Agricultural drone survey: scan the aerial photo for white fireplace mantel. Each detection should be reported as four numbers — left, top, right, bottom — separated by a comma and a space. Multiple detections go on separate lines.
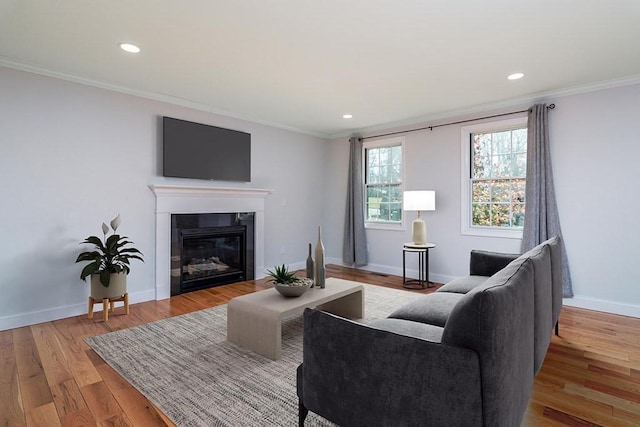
149, 184, 272, 300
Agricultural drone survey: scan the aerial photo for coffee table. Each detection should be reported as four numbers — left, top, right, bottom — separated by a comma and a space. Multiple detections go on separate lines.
227, 278, 364, 360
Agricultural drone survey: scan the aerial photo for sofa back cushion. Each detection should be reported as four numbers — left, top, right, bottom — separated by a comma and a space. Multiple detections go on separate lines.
441, 256, 534, 427
469, 250, 520, 277
519, 242, 553, 374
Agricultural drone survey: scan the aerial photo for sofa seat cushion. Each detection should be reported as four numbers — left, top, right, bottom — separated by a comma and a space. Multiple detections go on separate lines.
388, 292, 465, 327
437, 275, 488, 294
370, 318, 444, 342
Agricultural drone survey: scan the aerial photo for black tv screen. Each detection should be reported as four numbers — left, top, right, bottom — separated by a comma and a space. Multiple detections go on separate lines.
163, 117, 251, 182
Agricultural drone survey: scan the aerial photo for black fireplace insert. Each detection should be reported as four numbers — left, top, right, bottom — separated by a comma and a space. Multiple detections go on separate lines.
171, 213, 255, 296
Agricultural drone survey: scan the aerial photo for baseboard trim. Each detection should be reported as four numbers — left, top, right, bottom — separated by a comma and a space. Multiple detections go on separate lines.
563, 295, 640, 319
0, 289, 156, 332
325, 257, 455, 287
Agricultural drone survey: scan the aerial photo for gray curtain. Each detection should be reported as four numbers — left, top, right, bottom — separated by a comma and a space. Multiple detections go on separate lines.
343, 136, 368, 266
522, 104, 573, 297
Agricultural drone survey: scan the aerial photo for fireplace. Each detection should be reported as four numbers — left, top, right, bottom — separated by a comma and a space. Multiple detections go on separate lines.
149, 184, 271, 300
171, 213, 255, 296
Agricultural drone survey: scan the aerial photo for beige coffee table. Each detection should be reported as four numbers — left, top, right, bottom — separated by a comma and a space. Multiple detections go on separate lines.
227, 278, 364, 360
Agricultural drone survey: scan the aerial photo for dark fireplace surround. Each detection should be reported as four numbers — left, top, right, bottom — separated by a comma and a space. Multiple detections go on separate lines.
170, 213, 255, 296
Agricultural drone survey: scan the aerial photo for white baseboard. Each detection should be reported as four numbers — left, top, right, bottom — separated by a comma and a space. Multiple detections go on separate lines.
0, 289, 156, 332
328, 257, 640, 319
325, 257, 455, 287
563, 295, 640, 319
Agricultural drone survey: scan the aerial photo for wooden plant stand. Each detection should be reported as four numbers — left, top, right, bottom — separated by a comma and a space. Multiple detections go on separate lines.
88, 293, 129, 321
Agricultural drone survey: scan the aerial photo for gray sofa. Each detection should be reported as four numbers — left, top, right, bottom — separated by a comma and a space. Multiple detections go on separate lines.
297, 237, 562, 427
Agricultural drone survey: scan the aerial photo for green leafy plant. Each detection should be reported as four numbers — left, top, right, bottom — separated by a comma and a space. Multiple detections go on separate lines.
266, 264, 300, 285
75, 214, 144, 287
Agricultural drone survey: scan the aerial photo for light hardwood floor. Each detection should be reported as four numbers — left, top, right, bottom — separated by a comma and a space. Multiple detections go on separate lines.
1, 265, 639, 426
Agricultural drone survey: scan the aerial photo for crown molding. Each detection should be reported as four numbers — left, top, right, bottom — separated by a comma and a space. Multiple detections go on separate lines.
329, 74, 640, 139
0, 57, 329, 139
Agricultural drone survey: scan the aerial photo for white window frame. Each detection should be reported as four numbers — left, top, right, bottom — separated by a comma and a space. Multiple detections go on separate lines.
460, 117, 527, 239
363, 136, 405, 231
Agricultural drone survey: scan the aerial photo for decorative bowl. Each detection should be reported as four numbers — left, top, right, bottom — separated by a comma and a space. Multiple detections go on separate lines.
274, 278, 314, 297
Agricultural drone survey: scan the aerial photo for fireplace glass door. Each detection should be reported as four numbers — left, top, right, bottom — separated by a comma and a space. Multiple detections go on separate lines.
179, 226, 246, 293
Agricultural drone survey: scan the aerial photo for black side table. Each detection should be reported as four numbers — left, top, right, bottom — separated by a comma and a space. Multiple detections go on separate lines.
402, 243, 436, 289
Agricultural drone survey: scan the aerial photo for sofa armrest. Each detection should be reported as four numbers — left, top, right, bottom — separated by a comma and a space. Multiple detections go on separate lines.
299, 309, 483, 426
469, 250, 520, 276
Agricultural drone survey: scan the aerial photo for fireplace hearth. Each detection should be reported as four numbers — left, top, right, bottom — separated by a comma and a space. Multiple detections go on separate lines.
171, 213, 255, 296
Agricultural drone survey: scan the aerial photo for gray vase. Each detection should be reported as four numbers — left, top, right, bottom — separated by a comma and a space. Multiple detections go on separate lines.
314, 226, 325, 288
306, 243, 314, 286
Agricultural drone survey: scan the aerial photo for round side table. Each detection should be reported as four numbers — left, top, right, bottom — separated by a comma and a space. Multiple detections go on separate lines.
402, 242, 436, 289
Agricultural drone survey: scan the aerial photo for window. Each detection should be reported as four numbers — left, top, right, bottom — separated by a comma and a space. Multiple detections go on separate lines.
364, 137, 404, 229
461, 117, 527, 238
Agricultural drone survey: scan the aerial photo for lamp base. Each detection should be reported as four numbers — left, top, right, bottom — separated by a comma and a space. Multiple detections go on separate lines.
412, 218, 427, 245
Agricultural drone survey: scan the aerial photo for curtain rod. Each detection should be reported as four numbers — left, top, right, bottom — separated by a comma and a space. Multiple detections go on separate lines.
361, 103, 556, 140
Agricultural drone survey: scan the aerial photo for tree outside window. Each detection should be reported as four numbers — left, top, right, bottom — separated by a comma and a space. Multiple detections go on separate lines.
471, 127, 527, 228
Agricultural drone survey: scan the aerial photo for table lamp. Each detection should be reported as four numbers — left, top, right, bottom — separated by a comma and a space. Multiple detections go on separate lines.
403, 190, 436, 245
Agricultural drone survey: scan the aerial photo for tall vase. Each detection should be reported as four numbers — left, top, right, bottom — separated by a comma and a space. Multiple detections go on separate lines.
306, 243, 314, 286
314, 226, 325, 288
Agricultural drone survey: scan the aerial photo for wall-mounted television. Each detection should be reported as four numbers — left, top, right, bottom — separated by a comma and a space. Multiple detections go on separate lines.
163, 117, 251, 182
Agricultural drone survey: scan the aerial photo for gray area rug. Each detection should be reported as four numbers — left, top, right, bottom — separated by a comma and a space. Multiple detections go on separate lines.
86, 284, 419, 426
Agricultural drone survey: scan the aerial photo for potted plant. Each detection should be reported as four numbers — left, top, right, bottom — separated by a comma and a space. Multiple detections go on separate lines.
75, 214, 144, 300
267, 264, 313, 297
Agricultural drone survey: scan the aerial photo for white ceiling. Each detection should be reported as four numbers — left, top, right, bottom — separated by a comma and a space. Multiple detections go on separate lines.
1, 0, 640, 137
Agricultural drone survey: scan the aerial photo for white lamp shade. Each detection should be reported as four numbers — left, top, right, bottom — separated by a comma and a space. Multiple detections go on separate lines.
403, 191, 436, 211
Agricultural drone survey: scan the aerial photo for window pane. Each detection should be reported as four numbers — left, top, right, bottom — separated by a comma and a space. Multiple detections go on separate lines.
473, 155, 491, 179
367, 187, 383, 221
513, 153, 526, 177
472, 203, 491, 226
391, 145, 402, 164
491, 154, 512, 177
378, 147, 390, 165
389, 184, 402, 202
491, 203, 511, 227
513, 179, 526, 203
368, 166, 381, 184
472, 181, 490, 203
492, 131, 512, 155
512, 129, 527, 152
389, 203, 402, 221
491, 180, 511, 203
512, 204, 525, 227
473, 133, 491, 156
388, 165, 400, 182
368, 149, 379, 167
381, 166, 389, 183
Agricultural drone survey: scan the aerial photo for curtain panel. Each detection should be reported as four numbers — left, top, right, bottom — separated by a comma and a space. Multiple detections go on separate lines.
522, 104, 573, 297
343, 136, 368, 266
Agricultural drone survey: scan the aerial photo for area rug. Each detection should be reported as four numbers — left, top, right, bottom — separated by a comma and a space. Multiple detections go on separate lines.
86, 284, 420, 426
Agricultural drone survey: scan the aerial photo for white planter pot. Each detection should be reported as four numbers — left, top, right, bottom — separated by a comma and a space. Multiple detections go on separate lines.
90, 272, 127, 300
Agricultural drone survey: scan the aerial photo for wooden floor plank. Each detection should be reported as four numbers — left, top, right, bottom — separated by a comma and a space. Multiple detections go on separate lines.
80, 381, 123, 423
30, 323, 74, 388
12, 328, 54, 412
0, 330, 26, 427
25, 402, 62, 427
94, 360, 171, 426
3, 265, 640, 426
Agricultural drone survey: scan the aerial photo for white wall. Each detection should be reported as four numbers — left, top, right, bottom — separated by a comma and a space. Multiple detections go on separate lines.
324, 84, 640, 317
2, 65, 638, 330
0, 66, 327, 330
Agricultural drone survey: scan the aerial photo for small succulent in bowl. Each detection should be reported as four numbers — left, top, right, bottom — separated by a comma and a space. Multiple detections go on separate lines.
266, 264, 313, 297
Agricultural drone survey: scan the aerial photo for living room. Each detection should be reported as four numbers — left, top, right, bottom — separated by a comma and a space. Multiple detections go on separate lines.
1, 1, 640, 425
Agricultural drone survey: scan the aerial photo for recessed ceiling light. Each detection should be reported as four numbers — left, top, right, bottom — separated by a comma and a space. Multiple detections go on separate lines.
507, 72, 524, 80
343, 114, 353, 119
119, 43, 141, 54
